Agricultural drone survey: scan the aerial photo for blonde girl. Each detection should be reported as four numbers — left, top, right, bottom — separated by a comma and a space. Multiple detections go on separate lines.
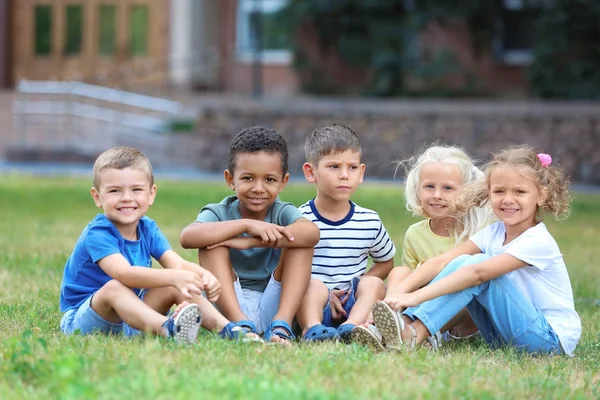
352, 145, 491, 349
373, 146, 581, 355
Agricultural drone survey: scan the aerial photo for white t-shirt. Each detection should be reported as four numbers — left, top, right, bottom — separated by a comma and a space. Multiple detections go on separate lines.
470, 221, 581, 356
299, 199, 396, 291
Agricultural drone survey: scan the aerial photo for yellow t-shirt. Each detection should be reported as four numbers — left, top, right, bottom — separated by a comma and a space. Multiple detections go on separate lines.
401, 219, 456, 269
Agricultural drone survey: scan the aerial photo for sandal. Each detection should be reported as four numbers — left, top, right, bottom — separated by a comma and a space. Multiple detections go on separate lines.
425, 331, 443, 351
235, 320, 258, 333
219, 321, 264, 343
351, 324, 385, 352
162, 303, 202, 344
372, 301, 416, 351
337, 323, 356, 343
303, 324, 339, 342
263, 320, 296, 344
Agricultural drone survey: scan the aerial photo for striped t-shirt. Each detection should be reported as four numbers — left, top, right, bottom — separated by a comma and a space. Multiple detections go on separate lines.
299, 199, 396, 290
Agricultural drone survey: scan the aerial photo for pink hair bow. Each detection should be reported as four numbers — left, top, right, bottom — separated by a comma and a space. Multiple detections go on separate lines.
537, 153, 552, 167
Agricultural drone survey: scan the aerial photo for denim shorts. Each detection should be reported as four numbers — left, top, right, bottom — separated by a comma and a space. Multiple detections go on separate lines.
322, 276, 360, 328
60, 291, 146, 337
232, 273, 282, 334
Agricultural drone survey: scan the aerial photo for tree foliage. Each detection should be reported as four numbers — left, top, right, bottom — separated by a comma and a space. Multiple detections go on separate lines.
283, 0, 600, 98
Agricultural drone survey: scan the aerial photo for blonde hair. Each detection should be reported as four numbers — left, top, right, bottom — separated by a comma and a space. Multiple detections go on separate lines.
398, 144, 491, 242
93, 146, 154, 189
460, 145, 571, 221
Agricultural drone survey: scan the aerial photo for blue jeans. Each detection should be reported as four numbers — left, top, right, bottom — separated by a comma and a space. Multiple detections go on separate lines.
322, 277, 360, 327
60, 291, 143, 337
403, 254, 562, 354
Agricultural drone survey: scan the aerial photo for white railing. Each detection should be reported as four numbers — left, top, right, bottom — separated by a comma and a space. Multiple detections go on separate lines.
12, 80, 197, 167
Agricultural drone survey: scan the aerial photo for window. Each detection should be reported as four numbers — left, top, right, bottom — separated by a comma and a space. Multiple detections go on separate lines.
236, 0, 292, 64
34, 5, 52, 55
65, 5, 83, 55
494, 0, 544, 65
129, 5, 149, 56
99, 5, 116, 56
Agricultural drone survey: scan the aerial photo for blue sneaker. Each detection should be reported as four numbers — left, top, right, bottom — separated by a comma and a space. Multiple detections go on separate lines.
162, 303, 202, 344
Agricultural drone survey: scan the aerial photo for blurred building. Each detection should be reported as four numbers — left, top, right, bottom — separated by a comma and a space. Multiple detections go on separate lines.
0, 0, 534, 97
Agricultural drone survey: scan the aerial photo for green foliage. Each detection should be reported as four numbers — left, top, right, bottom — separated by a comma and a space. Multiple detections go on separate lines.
283, 1, 410, 96
529, 0, 600, 99
284, 0, 600, 99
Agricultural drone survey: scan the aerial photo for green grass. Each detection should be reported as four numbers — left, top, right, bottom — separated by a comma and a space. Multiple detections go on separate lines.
0, 175, 599, 399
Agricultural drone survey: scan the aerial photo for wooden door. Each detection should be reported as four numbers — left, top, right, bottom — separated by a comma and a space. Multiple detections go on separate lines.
11, 0, 168, 87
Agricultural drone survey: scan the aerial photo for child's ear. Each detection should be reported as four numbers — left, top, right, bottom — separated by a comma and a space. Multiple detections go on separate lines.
90, 187, 102, 208
281, 172, 290, 189
359, 163, 366, 184
537, 186, 549, 206
148, 184, 157, 205
302, 162, 316, 183
224, 169, 235, 190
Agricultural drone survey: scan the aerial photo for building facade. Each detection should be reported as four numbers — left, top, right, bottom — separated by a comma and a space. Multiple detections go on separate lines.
0, 0, 534, 97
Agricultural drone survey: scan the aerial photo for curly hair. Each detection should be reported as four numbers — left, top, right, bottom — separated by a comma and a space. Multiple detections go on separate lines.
227, 126, 289, 175
93, 146, 153, 189
304, 123, 361, 164
459, 145, 571, 221
397, 144, 492, 242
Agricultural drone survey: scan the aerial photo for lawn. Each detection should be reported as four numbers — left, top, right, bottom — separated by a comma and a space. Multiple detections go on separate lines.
0, 175, 598, 399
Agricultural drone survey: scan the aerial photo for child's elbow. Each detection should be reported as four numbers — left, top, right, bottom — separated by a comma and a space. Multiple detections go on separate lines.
305, 222, 321, 246
179, 227, 195, 249
471, 264, 488, 286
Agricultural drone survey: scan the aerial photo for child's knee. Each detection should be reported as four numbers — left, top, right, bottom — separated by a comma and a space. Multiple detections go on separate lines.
444, 254, 491, 275
460, 254, 491, 268
98, 279, 130, 298
307, 279, 328, 293
357, 276, 385, 297
389, 266, 412, 281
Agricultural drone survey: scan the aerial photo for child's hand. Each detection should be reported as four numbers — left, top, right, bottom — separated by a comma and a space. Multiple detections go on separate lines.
245, 220, 294, 245
200, 270, 221, 302
330, 290, 347, 319
385, 293, 420, 311
171, 269, 204, 298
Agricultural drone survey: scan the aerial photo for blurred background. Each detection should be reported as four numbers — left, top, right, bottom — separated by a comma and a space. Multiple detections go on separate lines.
0, 0, 599, 182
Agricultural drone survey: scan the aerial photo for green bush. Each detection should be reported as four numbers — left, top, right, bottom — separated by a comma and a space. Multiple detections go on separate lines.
529, 0, 600, 99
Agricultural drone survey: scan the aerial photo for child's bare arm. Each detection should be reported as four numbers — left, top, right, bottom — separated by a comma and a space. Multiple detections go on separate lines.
158, 250, 222, 301
364, 258, 394, 280
180, 220, 249, 249
389, 253, 527, 309
207, 218, 320, 250
98, 253, 204, 297
392, 240, 481, 294
272, 218, 320, 248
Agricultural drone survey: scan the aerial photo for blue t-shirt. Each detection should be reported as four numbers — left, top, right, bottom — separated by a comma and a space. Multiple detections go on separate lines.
59, 214, 171, 313
196, 195, 303, 292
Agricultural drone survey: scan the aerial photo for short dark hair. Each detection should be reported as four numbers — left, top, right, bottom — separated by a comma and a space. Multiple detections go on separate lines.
305, 123, 361, 164
227, 126, 289, 175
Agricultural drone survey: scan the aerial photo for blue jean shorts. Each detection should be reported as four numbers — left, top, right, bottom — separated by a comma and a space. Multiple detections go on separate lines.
60, 291, 146, 337
322, 276, 360, 327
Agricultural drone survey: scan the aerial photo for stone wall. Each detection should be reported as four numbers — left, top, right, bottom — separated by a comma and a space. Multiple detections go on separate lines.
193, 96, 600, 183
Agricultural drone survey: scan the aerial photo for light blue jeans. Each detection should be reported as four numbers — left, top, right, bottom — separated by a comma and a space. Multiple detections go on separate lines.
403, 254, 562, 354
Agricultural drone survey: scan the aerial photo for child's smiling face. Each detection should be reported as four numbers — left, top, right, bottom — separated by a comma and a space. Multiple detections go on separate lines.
489, 166, 547, 234
225, 151, 289, 220
418, 162, 462, 220
91, 167, 156, 237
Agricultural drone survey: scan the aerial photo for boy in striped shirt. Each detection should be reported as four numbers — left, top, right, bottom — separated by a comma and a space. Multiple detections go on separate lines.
296, 124, 396, 342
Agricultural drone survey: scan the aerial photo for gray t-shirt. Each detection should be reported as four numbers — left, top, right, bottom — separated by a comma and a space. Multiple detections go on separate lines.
196, 195, 303, 292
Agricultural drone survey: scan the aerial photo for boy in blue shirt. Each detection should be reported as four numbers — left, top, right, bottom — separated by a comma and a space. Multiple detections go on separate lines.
60, 146, 258, 343
181, 126, 320, 345
296, 124, 396, 342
